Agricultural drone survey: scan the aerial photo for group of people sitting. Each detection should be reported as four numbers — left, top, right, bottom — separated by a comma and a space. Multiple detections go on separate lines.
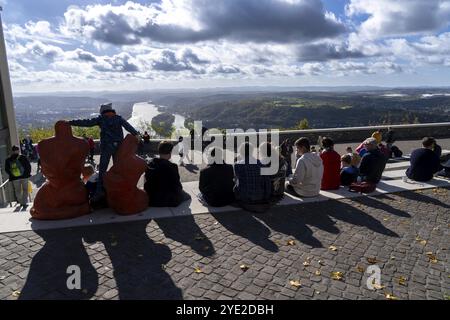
133, 132, 447, 214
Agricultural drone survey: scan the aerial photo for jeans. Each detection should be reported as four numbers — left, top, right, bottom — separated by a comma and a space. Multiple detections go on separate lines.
12, 179, 29, 206
96, 142, 121, 195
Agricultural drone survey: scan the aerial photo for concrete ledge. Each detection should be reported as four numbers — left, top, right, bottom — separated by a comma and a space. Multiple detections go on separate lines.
0, 173, 448, 234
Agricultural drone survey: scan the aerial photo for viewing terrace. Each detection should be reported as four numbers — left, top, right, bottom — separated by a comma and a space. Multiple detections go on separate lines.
0, 123, 449, 300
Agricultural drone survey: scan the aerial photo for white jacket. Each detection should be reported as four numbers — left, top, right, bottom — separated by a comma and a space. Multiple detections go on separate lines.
288, 152, 324, 197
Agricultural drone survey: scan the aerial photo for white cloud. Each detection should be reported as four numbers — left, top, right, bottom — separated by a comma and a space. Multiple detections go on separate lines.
346, 0, 450, 38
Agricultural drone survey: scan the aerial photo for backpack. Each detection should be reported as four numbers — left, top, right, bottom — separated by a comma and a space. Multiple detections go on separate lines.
391, 146, 403, 158
349, 182, 377, 194
10, 158, 24, 178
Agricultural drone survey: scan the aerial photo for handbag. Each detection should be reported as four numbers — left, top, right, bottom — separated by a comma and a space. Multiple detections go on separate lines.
349, 182, 377, 194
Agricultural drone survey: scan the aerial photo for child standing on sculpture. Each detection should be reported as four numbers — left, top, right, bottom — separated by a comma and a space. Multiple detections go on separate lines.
69, 103, 140, 202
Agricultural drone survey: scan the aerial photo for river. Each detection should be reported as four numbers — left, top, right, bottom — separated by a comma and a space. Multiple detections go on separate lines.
128, 102, 187, 137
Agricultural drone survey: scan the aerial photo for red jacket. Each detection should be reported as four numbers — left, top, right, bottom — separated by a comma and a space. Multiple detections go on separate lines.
320, 149, 341, 190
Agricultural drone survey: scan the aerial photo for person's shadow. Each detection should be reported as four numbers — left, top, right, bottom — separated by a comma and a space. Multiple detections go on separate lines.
21, 220, 182, 300
211, 211, 279, 253
155, 215, 216, 257
84, 220, 182, 300
19, 228, 98, 300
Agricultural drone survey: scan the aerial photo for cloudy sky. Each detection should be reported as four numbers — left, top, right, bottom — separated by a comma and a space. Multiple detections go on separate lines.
1, 0, 450, 93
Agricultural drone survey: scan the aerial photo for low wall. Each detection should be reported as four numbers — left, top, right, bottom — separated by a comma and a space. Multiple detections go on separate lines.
88, 122, 450, 155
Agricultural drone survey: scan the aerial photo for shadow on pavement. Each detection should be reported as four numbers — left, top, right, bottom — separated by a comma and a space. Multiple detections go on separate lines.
211, 211, 279, 253
20, 220, 182, 300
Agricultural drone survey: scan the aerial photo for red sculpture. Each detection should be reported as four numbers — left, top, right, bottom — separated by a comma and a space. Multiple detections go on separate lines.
31, 121, 90, 220
103, 134, 148, 215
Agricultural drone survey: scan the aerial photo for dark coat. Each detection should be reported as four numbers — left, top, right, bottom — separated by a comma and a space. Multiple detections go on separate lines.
406, 148, 442, 182
144, 158, 185, 207
359, 148, 387, 184
199, 164, 235, 207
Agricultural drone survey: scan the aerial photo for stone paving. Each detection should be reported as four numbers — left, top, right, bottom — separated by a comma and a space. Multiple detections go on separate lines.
0, 187, 449, 300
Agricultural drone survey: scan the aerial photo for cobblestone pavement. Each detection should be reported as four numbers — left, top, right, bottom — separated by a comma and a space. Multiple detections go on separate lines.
0, 187, 449, 300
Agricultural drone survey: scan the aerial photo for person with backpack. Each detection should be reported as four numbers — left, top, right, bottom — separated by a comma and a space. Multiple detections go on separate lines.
5, 145, 32, 207
69, 103, 140, 203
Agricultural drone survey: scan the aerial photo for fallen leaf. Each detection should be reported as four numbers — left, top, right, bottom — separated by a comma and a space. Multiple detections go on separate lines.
356, 266, 365, 273
390, 256, 396, 260
240, 264, 249, 272
385, 293, 399, 300
331, 272, 344, 281
12, 291, 21, 297
419, 240, 427, 246
290, 280, 301, 288
426, 252, 438, 263
194, 267, 203, 274
303, 261, 310, 267
371, 279, 385, 290
315, 270, 322, 276
383, 217, 389, 221
0, 276, 6, 280
329, 246, 338, 252
367, 257, 377, 264
398, 276, 407, 286
287, 240, 296, 246
415, 236, 422, 241
318, 260, 325, 266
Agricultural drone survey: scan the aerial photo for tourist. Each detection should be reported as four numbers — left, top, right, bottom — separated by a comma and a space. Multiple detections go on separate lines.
340, 154, 359, 186
286, 138, 324, 197
358, 138, 387, 184
81, 164, 98, 201
5, 145, 32, 207
346, 147, 353, 154
198, 148, 235, 207
260, 142, 288, 204
385, 127, 396, 155
69, 103, 140, 202
143, 131, 151, 144
433, 139, 442, 158
406, 137, 442, 182
144, 141, 191, 207
280, 139, 294, 176
234, 142, 272, 213
320, 137, 341, 190
178, 136, 186, 166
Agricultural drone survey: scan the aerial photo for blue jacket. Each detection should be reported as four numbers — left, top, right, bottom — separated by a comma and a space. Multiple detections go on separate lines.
70, 114, 138, 148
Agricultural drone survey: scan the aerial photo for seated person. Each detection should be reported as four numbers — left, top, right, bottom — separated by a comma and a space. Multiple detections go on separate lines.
234, 142, 272, 213
406, 137, 442, 182
81, 164, 98, 201
340, 154, 359, 186
198, 148, 235, 207
320, 137, 341, 190
144, 141, 191, 207
260, 142, 288, 204
358, 138, 387, 184
286, 138, 324, 197
433, 139, 442, 158
351, 151, 362, 167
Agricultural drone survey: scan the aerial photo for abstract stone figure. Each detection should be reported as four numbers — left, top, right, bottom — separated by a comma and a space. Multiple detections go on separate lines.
103, 134, 149, 215
31, 121, 90, 220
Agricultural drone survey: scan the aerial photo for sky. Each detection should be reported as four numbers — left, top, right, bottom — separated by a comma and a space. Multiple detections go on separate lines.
1, 0, 450, 93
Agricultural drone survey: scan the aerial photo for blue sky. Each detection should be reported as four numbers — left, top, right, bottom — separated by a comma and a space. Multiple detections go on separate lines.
2, 0, 450, 93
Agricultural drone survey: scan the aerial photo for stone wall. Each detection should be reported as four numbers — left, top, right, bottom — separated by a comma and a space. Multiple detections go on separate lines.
93, 122, 450, 155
